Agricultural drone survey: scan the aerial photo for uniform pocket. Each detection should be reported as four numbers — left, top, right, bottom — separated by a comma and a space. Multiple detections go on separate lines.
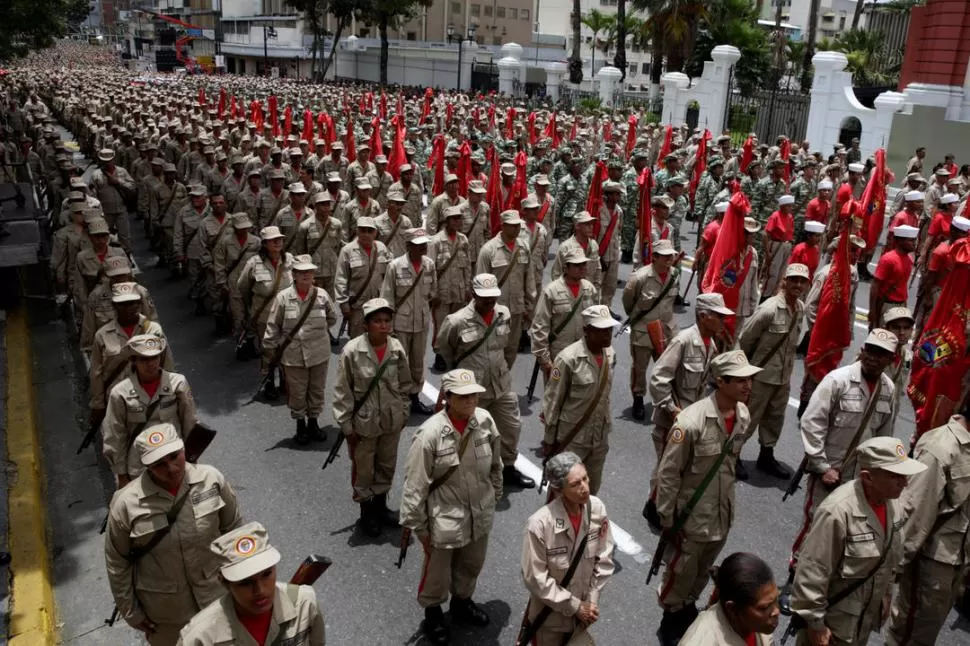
841, 538, 881, 578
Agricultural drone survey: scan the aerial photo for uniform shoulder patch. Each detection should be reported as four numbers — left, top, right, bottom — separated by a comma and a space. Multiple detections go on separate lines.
551, 367, 562, 381
670, 427, 685, 444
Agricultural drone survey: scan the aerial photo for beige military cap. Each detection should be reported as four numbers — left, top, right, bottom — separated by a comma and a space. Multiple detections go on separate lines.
574, 211, 596, 224
864, 328, 898, 353
652, 196, 674, 209
127, 333, 166, 357
260, 226, 285, 240
355, 178, 373, 190
696, 293, 734, 315
87, 218, 110, 235
442, 368, 486, 396
135, 423, 184, 466
104, 255, 132, 277
563, 247, 588, 264
70, 200, 87, 213
398, 163, 413, 173
882, 307, 913, 324
582, 304, 620, 329
856, 436, 927, 476
312, 192, 332, 205
288, 182, 307, 194
743, 217, 761, 233
232, 213, 253, 229
444, 205, 463, 219
362, 297, 394, 318
211, 521, 282, 582
356, 216, 377, 229
785, 263, 810, 280
652, 239, 676, 256
472, 273, 502, 297
110, 282, 141, 303
468, 180, 486, 194
603, 181, 623, 193
535, 174, 551, 186
500, 210, 523, 226
326, 172, 342, 183
520, 195, 540, 209
408, 228, 430, 245
97, 148, 115, 162
711, 349, 762, 378
188, 184, 206, 197
388, 190, 407, 203
292, 254, 318, 271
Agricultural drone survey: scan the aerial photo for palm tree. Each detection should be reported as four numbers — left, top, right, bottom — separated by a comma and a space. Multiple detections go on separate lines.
582, 9, 615, 76
615, 0, 628, 82
633, 0, 711, 81
802, 0, 821, 91
570, 0, 583, 84
851, 0, 867, 29
817, 28, 899, 86
786, 39, 806, 88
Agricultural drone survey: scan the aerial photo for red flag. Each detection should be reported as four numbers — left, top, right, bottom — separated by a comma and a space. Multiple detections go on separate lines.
805, 223, 853, 382
251, 100, 264, 132
637, 167, 654, 264
283, 105, 293, 139
527, 112, 538, 147
488, 104, 496, 130
740, 136, 755, 173
505, 107, 516, 140
301, 109, 313, 143
388, 115, 408, 182
542, 112, 561, 149
345, 127, 356, 163
427, 135, 446, 197
369, 116, 383, 158
862, 148, 888, 251
908, 238, 970, 439
198, 86, 206, 107
486, 147, 503, 236
365, 92, 373, 113
457, 141, 472, 197
586, 161, 608, 237
379, 92, 387, 120
625, 114, 638, 160
780, 138, 792, 188
420, 88, 433, 125
446, 102, 454, 128
230, 95, 238, 120
268, 95, 280, 138
689, 129, 709, 210
510, 150, 528, 210
701, 191, 752, 338
602, 121, 613, 148
656, 125, 673, 170
217, 88, 226, 119
396, 92, 404, 118
569, 119, 578, 142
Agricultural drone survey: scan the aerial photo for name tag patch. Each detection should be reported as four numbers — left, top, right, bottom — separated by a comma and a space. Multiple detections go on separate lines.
547, 546, 568, 556
191, 486, 220, 505
847, 532, 874, 543
434, 446, 456, 458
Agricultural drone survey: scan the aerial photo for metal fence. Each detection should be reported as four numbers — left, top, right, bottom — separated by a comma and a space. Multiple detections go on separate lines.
723, 67, 810, 144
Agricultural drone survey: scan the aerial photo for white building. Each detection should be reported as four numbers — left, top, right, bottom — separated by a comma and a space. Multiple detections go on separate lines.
761, 0, 865, 41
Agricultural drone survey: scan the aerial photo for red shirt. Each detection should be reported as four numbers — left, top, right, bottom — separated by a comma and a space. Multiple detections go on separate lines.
361, 244, 372, 256
745, 633, 758, 646
724, 414, 736, 436
928, 212, 952, 238
238, 610, 273, 646
874, 249, 913, 302
837, 183, 854, 210
140, 377, 161, 399
236, 232, 249, 247
505, 239, 516, 253
765, 210, 794, 242
789, 242, 820, 279
701, 220, 720, 257
374, 344, 387, 363
593, 353, 603, 367
97, 250, 108, 263
889, 210, 919, 233
411, 259, 423, 275
121, 323, 137, 338
566, 281, 580, 298
866, 494, 888, 532
296, 286, 311, 301
805, 197, 830, 223
568, 511, 582, 536
929, 241, 952, 272
481, 310, 495, 326
448, 414, 469, 435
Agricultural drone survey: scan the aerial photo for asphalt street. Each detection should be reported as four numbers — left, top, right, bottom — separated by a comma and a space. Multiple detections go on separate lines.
58, 200, 970, 645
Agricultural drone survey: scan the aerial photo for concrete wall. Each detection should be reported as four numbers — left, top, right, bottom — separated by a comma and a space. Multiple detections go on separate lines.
887, 105, 970, 180
335, 39, 474, 90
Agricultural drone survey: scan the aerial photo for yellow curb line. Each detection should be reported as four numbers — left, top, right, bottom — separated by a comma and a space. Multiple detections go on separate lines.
5, 307, 56, 645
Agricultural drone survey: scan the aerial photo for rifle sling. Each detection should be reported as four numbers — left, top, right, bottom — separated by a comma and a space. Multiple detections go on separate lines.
549, 288, 587, 345
125, 398, 164, 449
550, 358, 610, 456
248, 259, 286, 327
306, 219, 333, 258
394, 268, 425, 310
268, 287, 318, 365
454, 314, 504, 366
435, 238, 464, 280
496, 245, 521, 289
668, 430, 736, 536
836, 379, 884, 475
125, 490, 191, 563
624, 269, 680, 332
102, 319, 149, 388
225, 241, 252, 279
347, 247, 379, 307
427, 423, 475, 495
351, 354, 393, 418
753, 306, 800, 369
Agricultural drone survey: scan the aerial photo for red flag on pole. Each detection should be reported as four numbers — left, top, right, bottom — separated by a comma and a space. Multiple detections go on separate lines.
428, 135, 446, 197
420, 88, 433, 125
637, 167, 654, 264
542, 112, 561, 149
230, 95, 238, 120
446, 102, 454, 128
656, 125, 673, 170
488, 104, 496, 130
907, 238, 970, 441
379, 92, 387, 120
344, 127, 356, 163
251, 100, 264, 132
701, 191, 753, 338
780, 138, 792, 188
198, 86, 206, 107
527, 112, 538, 147
301, 109, 313, 143
457, 141, 472, 197
602, 121, 613, 149
486, 147, 503, 236
268, 95, 280, 138
689, 130, 709, 210
625, 114, 638, 160
510, 150, 528, 210
505, 107, 516, 140
282, 105, 293, 139
805, 223, 853, 382
740, 136, 755, 173
388, 115, 408, 182
586, 161, 608, 236
569, 119, 578, 142
396, 92, 404, 118
217, 88, 226, 119
862, 148, 888, 252
369, 116, 383, 158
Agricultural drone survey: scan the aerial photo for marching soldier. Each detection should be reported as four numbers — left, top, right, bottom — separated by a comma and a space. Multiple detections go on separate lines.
380, 228, 437, 415
293, 192, 344, 299
551, 212, 603, 299
437, 274, 536, 489
366, 154, 393, 209
263, 255, 339, 444
736, 217, 764, 334
80, 255, 157, 352
316, 141, 348, 186
541, 305, 620, 494
105, 423, 242, 646
333, 298, 412, 537
346, 143, 373, 198
212, 213, 261, 339
255, 169, 289, 229
519, 452, 616, 646
341, 178, 382, 238
173, 185, 210, 311
373, 189, 413, 258
476, 210, 537, 370
150, 164, 188, 267
220, 156, 246, 211
519, 195, 551, 304
460, 180, 490, 263
597, 181, 624, 310
399, 369, 503, 646
235, 169, 263, 223
887, 415, 970, 646
869, 225, 918, 329
334, 216, 393, 339
90, 148, 136, 251
555, 158, 585, 241
74, 216, 127, 310
196, 194, 231, 327
102, 334, 198, 487
426, 173, 466, 236
274, 183, 310, 249
751, 159, 788, 226
654, 350, 761, 646
622, 239, 679, 421
388, 163, 423, 224
428, 206, 473, 371
880, 307, 914, 427
643, 293, 733, 530
531, 173, 557, 246
738, 263, 809, 480
176, 522, 326, 646
790, 437, 926, 646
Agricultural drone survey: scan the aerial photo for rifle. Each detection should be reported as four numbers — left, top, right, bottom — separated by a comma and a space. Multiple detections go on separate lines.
77, 420, 101, 454
321, 433, 344, 470
245, 288, 319, 404
782, 456, 808, 502
526, 359, 541, 402
396, 527, 412, 568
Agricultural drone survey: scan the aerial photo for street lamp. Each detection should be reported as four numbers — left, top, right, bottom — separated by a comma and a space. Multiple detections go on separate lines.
263, 25, 278, 75
447, 23, 477, 91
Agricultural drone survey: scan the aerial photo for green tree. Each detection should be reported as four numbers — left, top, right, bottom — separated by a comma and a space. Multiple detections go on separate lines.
786, 38, 806, 87
801, 0, 821, 90
64, 0, 91, 27
0, 0, 70, 62
286, 0, 330, 80
686, 0, 770, 96
359, 0, 434, 85
582, 9, 615, 77
569, 0, 583, 83
817, 28, 900, 87
633, 0, 710, 89
317, 0, 367, 80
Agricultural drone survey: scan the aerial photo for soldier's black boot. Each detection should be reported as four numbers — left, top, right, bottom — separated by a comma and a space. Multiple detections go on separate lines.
450, 597, 490, 626
757, 445, 793, 479
307, 417, 325, 442
779, 567, 796, 616
735, 457, 749, 481
621, 249, 633, 264
433, 353, 447, 372
359, 499, 382, 538
262, 373, 279, 400
503, 465, 536, 489
375, 493, 400, 527
518, 330, 531, 353
642, 497, 662, 532
411, 394, 434, 415
294, 418, 311, 445
423, 605, 450, 646
632, 396, 646, 421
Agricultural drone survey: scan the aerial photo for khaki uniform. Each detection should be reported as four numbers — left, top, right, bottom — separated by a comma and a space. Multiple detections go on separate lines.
237, 254, 294, 372
388, 180, 423, 223
521, 496, 615, 644
438, 303, 522, 465
655, 394, 751, 610
74, 246, 127, 308
596, 204, 622, 306
334, 240, 393, 338
102, 370, 198, 478
542, 340, 616, 494
105, 463, 241, 646
762, 236, 793, 298
317, 155, 348, 185
174, 205, 211, 300
51, 223, 89, 293
887, 418, 970, 646
274, 205, 310, 249
380, 255, 437, 393
340, 197, 381, 240
427, 230, 472, 347
399, 408, 503, 607
80, 282, 157, 352
735, 246, 762, 332
530, 278, 598, 368
791, 363, 895, 566
235, 186, 261, 222
90, 166, 136, 250
333, 334, 411, 501
791, 479, 903, 646
551, 236, 602, 298
196, 213, 233, 311
459, 200, 490, 263
519, 221, 550, 292
366, 168, 393, 209
533, 192, 557, 242
264, 286, 339, 419
212, 233, 260, 334
373, 212, 413, 258
90, 316, 173, 411
255, 188, 289, 229
345, 160, 372, 198
219, 173, 246, 211
476, 234, 537, 369
738, 295, 804, 447
292, 215, 344, 297
426, 193, 467, 236
151, 182, 188, 259
176, 583, 326, 646
679, 603, 772, 645
622, 265, 678, 396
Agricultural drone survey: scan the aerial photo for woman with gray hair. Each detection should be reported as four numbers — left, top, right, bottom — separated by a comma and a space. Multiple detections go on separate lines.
517, 452, 615, 646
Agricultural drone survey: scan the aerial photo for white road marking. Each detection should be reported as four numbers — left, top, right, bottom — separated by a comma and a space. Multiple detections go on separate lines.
420, 381, 653, 564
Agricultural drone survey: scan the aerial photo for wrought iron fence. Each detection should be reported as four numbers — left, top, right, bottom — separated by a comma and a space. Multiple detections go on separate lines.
723, 72, 810, 145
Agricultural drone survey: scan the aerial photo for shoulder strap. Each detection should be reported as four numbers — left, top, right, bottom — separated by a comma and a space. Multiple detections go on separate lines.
826, 522, 894, 609
271, 288, 318, 359
454, 314, 504, 366
225, 241, 251, 278
753, 305, 800, 368
351, 353, 394, 418
428, 425, 476, 494
394, 267, 425, 310
669, 430, 736, 536
549, 289, 588, 345
384, 214, 405, 245
551, 358, 610, 454
206, 216, 231, 251
625, 269, 680, 331
249, 260, 286, 325
841, 379, 885, 468
435, 238, 465, 279
125, 490, 191, 563
463, 204, 482, 237
125, 397, 164, 449
347, 247, 379, 307
306, 219, 333, 258
497, 244, 521, 288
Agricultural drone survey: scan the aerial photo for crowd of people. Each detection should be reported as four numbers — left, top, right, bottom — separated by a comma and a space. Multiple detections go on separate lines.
2, 40, 970, 646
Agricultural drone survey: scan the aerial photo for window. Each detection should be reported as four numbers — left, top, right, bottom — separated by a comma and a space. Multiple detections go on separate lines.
451, 1, 461, 14
521, 8, 529, 20
839, 15, 846, 29
407, 31, 416, 40
262, 0, 297, 14
484, 5, 492, 16
509, 7, 517, 19
471, 3, 481, 16
358, 28, 369, 37
628, 63, 636, 76
496, 6, 505, 17
641, 62, 650, 74
600, 0, 617, 5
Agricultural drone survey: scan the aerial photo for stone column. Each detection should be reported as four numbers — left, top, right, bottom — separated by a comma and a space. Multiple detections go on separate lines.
544, 61, 568, 102
597, 66, 622, 107
459, 41, 476, 92
705, 45, 741, 135
660, 72, 690, 124
869, 91, 906, 159
497, 42, 523, 97
806, 51, 848, 157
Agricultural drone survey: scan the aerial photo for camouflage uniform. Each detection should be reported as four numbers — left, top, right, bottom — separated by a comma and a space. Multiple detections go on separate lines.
621, 166, 642, 255
789, 175, 817, 237
692, 173, 721, 230
555, 174, 583, 241
750, 176, 788, 226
